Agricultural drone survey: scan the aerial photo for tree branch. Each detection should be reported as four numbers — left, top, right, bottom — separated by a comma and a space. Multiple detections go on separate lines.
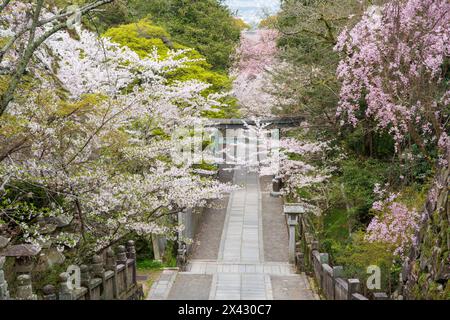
0, 0, 114, 117
0, 0, 11, 13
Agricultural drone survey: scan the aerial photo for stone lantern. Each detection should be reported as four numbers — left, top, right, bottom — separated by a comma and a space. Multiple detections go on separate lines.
283, 203, 306, 264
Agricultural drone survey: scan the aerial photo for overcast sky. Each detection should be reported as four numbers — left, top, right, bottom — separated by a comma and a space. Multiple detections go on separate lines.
224, 0, 280, 26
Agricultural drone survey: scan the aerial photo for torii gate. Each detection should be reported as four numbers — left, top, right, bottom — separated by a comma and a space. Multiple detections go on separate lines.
205, 116, 305, 130
205, 117, 305, 166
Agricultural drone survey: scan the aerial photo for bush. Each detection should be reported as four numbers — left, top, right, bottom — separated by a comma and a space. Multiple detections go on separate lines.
328, 232, 401, 295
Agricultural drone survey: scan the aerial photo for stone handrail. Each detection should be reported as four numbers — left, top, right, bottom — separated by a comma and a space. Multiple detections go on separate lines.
0, 240, 143, 300
294, 214, 389, 300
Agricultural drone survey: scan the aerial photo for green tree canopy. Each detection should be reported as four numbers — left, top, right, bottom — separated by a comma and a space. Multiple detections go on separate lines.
90, 0, 242, 72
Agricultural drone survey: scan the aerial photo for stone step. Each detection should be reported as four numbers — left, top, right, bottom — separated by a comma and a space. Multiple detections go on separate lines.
183, 260, 297, 276
147, 268, 178, 300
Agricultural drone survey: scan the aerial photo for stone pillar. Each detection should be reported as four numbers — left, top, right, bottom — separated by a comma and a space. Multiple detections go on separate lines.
347, 278, 361, 300
126, 241, 137, 285
80, 264, 91, 288
116, 245, 128, 291
126, 241, 136, 260
116, 246, 127, 265
106, 249, 117, 271
271, 177, 282, 197
16, 274, 37, 300
91, 254, 104, 278
151, 234, 162, 262
42, 284, 57, 300
105, 248, 118, 299
176, 242, 187, 271
219, 128, 226, 165
80, 264, 92, 299
312, 240, 319, 251
0, 257, 10, 300
295, 252, 305, 272
59, 272, 73, 300
287, 213, 298, 264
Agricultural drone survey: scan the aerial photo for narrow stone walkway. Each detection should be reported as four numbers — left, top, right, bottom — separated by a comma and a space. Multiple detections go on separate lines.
219, 169, 263, 263
149, 167, 317, 300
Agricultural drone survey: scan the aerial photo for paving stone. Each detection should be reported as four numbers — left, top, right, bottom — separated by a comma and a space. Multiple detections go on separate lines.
167, 274, 212, 300
163, 167, 317, 300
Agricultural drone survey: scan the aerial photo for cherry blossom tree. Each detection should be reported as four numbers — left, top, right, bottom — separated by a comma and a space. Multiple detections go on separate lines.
235, 121, 336, 214
0, 0, 115, 115
0, 7, 236, 255
334, 0, 450, 161
366, 185, 420, 258
231, 29, 279, 117
335, 0, 449, 263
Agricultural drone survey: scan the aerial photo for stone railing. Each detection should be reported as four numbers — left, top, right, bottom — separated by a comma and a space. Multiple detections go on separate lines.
0, 240, 143, 300
274, 174, 390, 301
294, 214, 389, 300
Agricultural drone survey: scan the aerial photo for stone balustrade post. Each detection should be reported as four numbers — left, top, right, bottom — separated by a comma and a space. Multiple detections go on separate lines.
42, 284, 57, 300
347, 279, 361, 300
177, 242, 187, 271
106, 248, 117, 271
91, 254, 106, 299
0, 257, 10, 300
116, 245, 127, 265
80, 264, 91, 287
80, 264, 92, 299
16, 274, 37, 300
59, 272, 73, 300
271, 177, 282, 197
295, 252, 305, 272
116, 245, 128, 291
311, 240, 319, 251
106, 248, 118, 298
126, 240, 136, 260
126, 241, 137, 285
91, 254, 104, 278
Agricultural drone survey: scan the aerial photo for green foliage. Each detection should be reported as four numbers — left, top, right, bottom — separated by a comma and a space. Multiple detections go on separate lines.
192, 161, 218, 172
104, 19, 239, 118
233, 18, 251, 31
333, 158, 393, 226
322, 207, 350, 242
272, 0, 355, 131
162, 240, 177, 267
31, 262, 69, 296
259, 15, 278, 29
104, 19, 171, 59
87, 0, 242, 71
125, 0, 242, 71
326, 232, 400, 294
341, 124, 396, 159
136, 259, 164, 270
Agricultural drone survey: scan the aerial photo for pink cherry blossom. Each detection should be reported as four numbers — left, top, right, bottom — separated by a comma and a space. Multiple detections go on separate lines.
335, 0, 450, 156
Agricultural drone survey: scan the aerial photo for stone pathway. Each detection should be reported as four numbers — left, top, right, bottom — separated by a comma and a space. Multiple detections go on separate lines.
147, 269, 178, 300
219, 169, 263, 263
149, 167, 318, 300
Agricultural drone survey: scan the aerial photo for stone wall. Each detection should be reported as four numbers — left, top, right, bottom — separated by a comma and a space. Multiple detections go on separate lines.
402, 166, 449, 299
0, 240, 143, 300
